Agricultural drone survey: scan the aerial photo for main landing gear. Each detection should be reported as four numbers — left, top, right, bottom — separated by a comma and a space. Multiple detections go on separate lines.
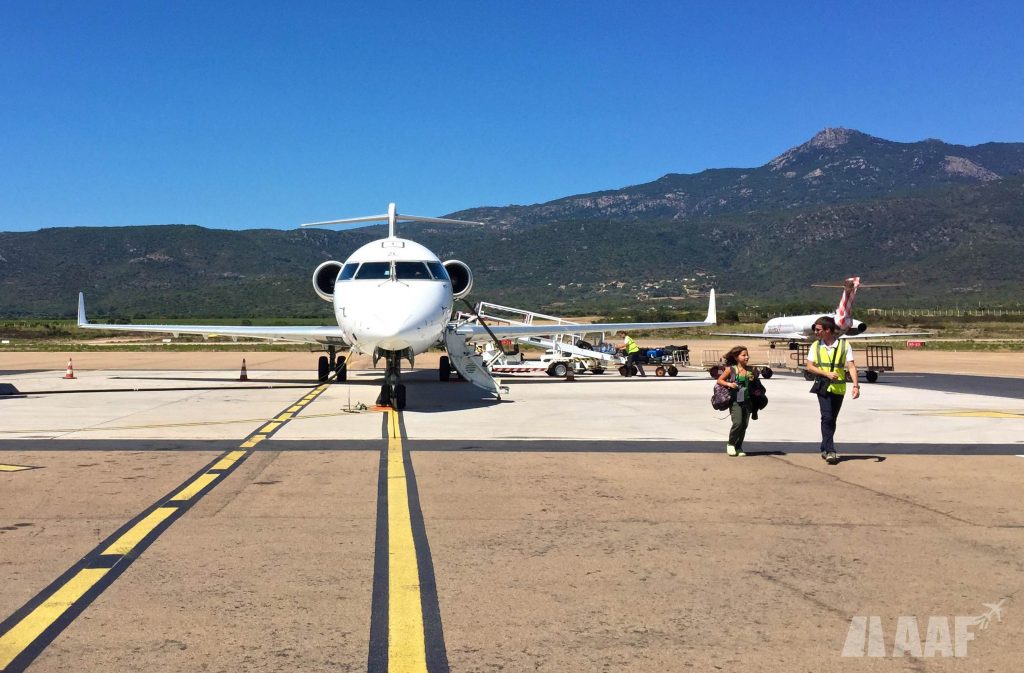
317, 345, 347, 382
375, 349, 408, 410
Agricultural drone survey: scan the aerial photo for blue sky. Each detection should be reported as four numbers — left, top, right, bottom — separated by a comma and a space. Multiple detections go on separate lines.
2, 1, 1022, 231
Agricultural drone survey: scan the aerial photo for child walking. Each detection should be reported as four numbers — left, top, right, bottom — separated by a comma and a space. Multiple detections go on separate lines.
716, 346, 758, 457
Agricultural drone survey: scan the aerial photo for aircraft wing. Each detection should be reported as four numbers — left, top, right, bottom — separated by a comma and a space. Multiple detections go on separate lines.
710, 330, 931, 341
460, 319, 712, 340
457, 290, 716, 340
76, 293, 348, 345
711, 331, 807, 340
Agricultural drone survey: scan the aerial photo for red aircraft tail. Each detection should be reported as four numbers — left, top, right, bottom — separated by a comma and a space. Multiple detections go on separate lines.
834, 277, 861, 330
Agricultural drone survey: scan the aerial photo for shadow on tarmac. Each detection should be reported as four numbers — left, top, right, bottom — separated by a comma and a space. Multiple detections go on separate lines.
835, 454, 887, 463
112, 375, 318, 385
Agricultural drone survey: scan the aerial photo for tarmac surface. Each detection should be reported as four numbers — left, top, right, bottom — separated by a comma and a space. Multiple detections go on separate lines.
1, 352, 1022, 672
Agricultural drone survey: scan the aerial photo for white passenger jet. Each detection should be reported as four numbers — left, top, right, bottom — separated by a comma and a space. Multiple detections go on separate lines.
77, 203, 716, 408
712, 276, 927, 348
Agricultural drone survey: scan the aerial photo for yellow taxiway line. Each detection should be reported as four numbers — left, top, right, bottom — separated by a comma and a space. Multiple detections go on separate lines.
386, 408, 428, 672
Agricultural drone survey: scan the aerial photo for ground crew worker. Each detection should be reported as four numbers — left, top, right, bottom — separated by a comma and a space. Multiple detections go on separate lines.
619, 331, 646, 377
806, 316, 860, 465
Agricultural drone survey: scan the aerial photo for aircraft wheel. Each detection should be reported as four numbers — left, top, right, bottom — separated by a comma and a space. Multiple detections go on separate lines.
667, 366, 679, 377
377, 384, 389, 407
393, 384, 407, 409
865, 370, 878, 383
761, 367, 773, 379
439, 355, 451, 381
655, 366, 666, 377
317, 356, 330, 382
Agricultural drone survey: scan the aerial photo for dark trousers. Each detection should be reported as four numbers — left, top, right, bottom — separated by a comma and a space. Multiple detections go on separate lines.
817, 392, 845, 455
729, 402, 750, 450
625, 352, 646, 376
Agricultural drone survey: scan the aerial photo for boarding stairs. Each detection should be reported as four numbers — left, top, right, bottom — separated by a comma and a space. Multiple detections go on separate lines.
442, 324, 509, 400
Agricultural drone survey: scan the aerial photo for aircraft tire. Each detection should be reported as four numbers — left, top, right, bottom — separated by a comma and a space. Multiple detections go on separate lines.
317, 356, 330, 382
394, 384, 407, 409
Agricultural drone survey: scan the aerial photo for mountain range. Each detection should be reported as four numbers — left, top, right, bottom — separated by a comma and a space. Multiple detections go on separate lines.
2, 128, 1022, 319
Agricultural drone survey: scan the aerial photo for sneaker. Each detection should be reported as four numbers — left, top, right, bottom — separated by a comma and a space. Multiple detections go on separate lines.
726, 445, 738, 457
825, 451, 839, 465
736, 450, 746, 457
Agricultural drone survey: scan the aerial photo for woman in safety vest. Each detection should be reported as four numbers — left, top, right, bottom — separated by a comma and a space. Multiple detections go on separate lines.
806, 316, 860, 465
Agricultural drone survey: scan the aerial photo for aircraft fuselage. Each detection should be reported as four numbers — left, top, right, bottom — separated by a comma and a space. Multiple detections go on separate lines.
330, 237, 455, 356
763, 314, 866, 340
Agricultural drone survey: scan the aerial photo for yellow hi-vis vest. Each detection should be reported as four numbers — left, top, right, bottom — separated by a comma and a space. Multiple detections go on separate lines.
624, 335, 639, 354
812, 338, 849, 395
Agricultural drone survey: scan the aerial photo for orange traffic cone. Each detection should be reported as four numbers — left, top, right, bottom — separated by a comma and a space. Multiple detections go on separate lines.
63, 358, 76, 379
239, 358, 248, 381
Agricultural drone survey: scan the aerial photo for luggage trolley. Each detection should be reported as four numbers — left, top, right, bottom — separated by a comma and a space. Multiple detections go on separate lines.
793, 343, 893, 382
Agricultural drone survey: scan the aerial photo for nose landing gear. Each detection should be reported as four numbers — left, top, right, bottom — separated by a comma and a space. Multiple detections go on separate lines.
375, 350, 407, 409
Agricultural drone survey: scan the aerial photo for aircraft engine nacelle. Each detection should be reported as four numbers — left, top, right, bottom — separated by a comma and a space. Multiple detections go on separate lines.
848, 319, 867, 335
312, 261, 344, 302
443, 260, 473, 299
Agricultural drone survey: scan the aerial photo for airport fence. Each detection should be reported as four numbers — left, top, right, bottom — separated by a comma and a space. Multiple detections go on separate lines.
737, 308, 1024, 321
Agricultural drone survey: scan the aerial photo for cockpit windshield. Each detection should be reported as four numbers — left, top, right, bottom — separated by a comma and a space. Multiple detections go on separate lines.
394, 262, 431, 280
349, 261, 447, 281
426, 261, 449, 281
354, 262, 391, 280
338, 263, 358, 280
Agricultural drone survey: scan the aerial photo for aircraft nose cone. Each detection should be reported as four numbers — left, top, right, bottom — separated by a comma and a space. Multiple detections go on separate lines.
346, 281, 449, 352
366, 304, 440, 350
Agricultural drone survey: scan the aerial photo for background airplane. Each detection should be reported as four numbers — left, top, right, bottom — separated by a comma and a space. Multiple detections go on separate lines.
77, 203, 716, 409
712, 277, 928, 348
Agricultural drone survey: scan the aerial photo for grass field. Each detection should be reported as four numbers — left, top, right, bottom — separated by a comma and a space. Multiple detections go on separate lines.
2, 318, 1022, 352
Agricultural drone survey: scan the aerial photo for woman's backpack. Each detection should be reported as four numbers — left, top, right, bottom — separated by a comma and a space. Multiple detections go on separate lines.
711, 366, 735, 410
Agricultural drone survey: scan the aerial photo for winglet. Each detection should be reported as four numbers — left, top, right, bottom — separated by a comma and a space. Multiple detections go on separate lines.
704, 288, 717, 325
77, 292, 89, 327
